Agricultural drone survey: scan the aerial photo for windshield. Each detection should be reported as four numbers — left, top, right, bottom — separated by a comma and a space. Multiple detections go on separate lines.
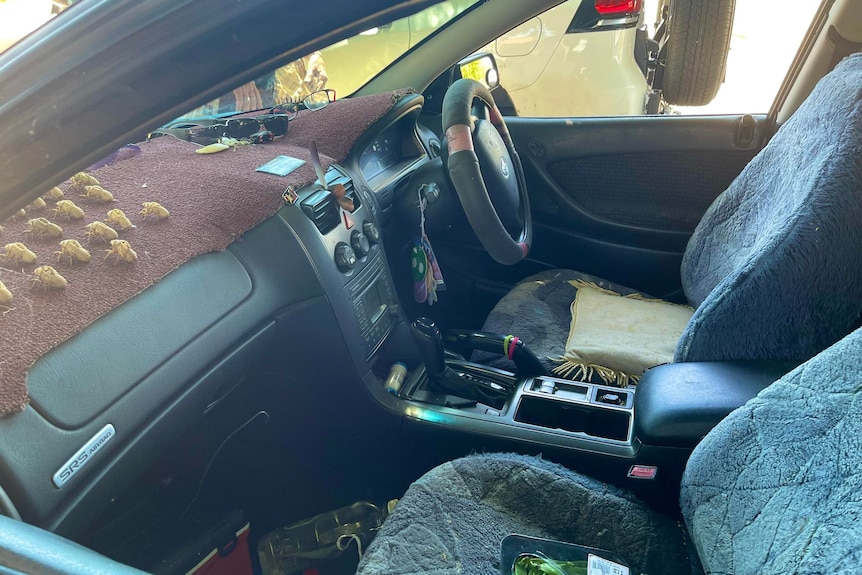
2, 0, 478, 121
180, 0, 478, 119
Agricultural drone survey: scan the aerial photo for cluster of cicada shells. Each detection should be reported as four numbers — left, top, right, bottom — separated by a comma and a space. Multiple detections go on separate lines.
0, 172, 170, 309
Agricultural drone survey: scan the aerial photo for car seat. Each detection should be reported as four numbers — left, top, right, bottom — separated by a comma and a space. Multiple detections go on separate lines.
475, 54, 862, 385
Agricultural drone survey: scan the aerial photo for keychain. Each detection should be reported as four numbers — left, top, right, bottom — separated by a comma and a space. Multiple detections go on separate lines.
412, 185, 445, 304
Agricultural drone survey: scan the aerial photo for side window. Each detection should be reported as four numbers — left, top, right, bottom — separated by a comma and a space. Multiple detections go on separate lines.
484, 0, 821, 118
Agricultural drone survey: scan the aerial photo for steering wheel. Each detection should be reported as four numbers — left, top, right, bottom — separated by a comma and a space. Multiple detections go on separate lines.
442, 79, 532, 265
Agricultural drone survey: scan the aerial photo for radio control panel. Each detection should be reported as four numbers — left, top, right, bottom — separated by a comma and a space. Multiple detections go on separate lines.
347, 255, 396, 358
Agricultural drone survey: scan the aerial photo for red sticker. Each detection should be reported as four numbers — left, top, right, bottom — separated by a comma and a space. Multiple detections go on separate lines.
627, 465, 658, 480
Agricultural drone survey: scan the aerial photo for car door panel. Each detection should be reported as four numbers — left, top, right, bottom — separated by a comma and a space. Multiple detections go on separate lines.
506, 114, 771, 296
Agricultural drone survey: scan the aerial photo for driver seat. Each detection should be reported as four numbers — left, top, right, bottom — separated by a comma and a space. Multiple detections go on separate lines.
475, 53, 862, 383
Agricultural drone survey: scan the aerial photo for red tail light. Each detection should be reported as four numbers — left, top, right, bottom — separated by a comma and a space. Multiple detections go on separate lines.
594, 0, 642, 17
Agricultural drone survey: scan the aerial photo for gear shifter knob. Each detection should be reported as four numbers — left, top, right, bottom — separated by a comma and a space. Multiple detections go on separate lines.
411, 317, 446, 378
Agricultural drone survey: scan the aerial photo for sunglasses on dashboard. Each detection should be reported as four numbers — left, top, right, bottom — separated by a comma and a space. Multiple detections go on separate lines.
186, 113, 290, 143
150, 89, 336, 145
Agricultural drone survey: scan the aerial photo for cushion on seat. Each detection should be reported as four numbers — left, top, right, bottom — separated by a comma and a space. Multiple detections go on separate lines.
680, 327, 862, 574
474, 269, 648, 376
677, 53, 862, 364
555, 282, 693, 384
356, 452, 695, 575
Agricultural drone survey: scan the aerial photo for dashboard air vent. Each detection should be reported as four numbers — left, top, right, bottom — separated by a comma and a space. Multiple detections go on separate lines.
300, 189, 339, 234
326, 169, 361, 211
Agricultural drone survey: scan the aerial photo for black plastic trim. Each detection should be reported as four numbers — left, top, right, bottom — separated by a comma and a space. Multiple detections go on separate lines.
634, 361, 797, 448
0, 215, 324, 534
507, 114, 769, 251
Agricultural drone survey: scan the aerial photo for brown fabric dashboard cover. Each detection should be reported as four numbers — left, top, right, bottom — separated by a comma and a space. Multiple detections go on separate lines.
0, 90, 407, 417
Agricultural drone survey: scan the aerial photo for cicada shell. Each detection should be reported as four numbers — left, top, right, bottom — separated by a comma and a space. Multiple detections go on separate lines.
140, 201, 169, 219
55, 239, 91, 264
25, 217, 63, 238
84, 221, 119, 243
3, 242, 37, 264
105, 208, 135, 230
0, 280, 12, 306
27, 197, 47, 211
82, 185, 115, 202
53, 199, 85, 220
14, 208, 26, 218
32, 266, 67, 290
43, 187, 64, 201
104, 239, 137, 263
71, 172, 99, 188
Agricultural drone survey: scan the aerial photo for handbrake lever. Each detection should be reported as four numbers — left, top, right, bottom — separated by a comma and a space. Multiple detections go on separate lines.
445, 330, 548, 377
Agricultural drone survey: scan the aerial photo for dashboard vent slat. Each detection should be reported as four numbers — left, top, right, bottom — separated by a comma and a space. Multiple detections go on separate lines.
300, 189, 339, 234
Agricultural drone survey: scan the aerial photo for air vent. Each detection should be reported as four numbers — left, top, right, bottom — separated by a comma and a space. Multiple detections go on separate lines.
326, 168, 361, 211
300, 189, 339, 234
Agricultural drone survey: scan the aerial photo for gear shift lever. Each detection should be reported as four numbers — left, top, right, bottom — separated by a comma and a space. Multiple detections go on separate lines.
410, 317, 509, 409
411, 317, 446, 379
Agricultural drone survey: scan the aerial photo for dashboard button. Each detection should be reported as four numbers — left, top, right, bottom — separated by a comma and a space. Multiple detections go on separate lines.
351, 230, 371, 258
334, 242, 357, 272
363, 221, 380, 244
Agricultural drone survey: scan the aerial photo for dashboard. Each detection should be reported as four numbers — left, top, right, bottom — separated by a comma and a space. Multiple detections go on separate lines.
355, 110, 432, 223
359, 128, 400, 180
0, 92, 436, 537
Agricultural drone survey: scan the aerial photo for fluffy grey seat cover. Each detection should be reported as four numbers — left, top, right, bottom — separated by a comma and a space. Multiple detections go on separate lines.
356, 452, 694, 575
680, 327, 862, 574
677, 53, 862, 363
474, 269, 646, 375
481, 54, 862, 370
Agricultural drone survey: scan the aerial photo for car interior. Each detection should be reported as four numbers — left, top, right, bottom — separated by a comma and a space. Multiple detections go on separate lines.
0, 0, 860, 574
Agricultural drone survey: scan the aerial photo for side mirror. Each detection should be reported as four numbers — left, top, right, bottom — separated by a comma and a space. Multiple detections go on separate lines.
456, 52, 500, 91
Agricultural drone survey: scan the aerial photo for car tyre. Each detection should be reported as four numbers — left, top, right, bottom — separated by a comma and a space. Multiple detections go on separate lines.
661, 0, 735, 106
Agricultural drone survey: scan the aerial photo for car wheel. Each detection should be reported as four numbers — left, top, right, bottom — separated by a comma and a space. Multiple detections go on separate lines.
661, 0, 735, 106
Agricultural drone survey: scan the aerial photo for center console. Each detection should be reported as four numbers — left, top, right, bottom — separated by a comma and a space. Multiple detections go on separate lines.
347, 255, 397, 359
363, 315, 796, 488
278, 162, 404, 372
515, 377, 632, 443
391, 356, 639, 457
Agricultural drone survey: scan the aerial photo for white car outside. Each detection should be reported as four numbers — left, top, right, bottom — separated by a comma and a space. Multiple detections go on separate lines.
484, 0, 650, 117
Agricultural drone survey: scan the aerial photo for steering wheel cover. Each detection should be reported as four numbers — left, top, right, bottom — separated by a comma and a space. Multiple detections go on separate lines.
442, 79, 532, 265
